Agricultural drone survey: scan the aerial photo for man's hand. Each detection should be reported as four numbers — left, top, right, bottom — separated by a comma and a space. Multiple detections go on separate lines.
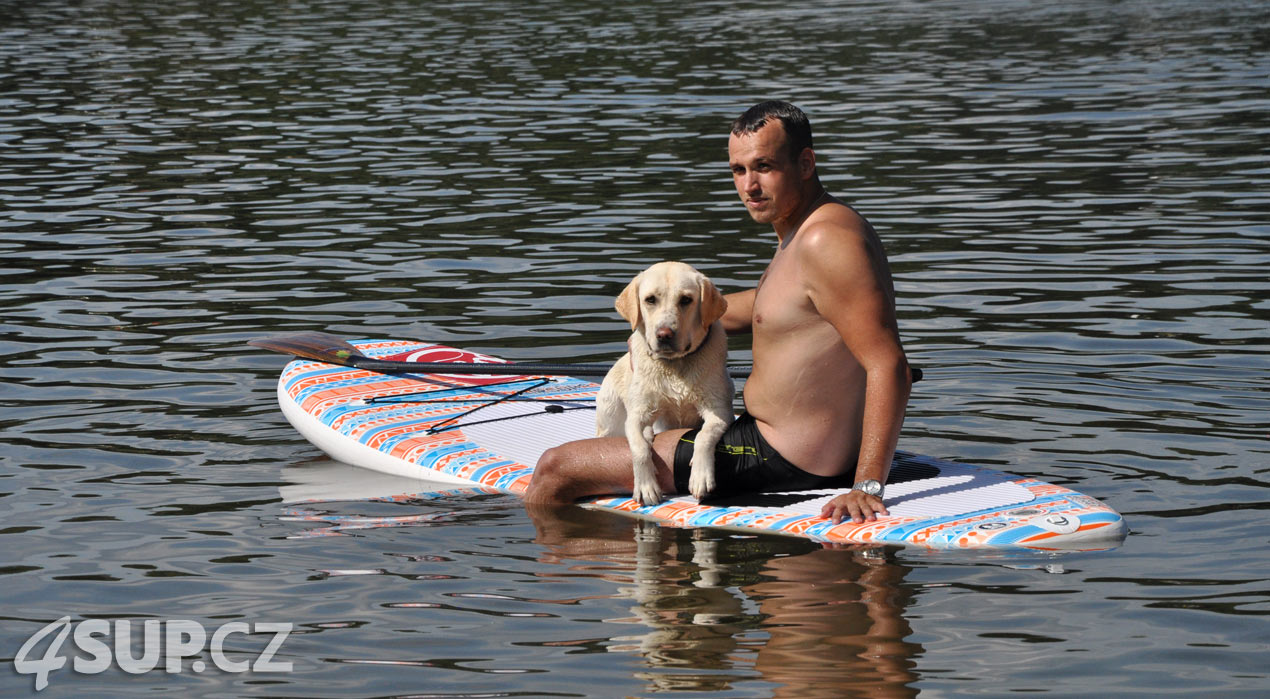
820, 490, 889, 524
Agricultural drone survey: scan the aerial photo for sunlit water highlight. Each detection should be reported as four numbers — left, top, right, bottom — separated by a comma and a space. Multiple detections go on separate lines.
1, 0, 1266, 696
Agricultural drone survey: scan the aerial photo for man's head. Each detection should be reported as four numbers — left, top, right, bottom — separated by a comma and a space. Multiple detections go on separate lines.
728, 101, 820, 229
729, 101, 814, 164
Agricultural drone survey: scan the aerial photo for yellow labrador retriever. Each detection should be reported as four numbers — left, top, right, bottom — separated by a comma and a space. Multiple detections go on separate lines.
596, 261, 734, 505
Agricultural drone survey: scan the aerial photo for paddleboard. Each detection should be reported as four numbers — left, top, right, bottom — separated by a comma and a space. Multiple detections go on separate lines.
270, 338, 1127, 551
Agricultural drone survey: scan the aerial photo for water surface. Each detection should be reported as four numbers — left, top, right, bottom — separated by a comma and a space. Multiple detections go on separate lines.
1, 0, 1267, 696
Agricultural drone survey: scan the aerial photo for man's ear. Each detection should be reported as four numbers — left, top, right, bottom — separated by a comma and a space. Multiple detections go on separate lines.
799, 147, 816, 181
615, 272, 643, 329
699, 276, 728, 330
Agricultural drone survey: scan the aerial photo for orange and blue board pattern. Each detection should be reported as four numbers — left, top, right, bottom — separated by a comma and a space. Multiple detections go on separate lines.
278, 340, 1126, 550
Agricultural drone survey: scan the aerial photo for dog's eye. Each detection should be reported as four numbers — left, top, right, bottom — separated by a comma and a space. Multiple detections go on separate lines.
644, 295, 658, 305
678, 295, 693, 307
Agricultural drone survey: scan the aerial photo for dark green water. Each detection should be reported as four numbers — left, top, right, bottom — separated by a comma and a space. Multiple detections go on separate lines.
1, 0, 1266, 695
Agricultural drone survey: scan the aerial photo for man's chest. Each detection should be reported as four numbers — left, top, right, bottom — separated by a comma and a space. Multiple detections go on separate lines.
752, 251, 821, 336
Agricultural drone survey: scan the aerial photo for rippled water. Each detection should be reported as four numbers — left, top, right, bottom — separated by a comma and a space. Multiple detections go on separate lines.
2, 0, 1267, 695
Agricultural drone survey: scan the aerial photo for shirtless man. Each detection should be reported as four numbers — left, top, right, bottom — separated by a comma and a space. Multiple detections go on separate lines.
525, 101, 911, 525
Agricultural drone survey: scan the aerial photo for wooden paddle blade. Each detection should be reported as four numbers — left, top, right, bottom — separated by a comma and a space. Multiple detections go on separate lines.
248, 332, 368, 367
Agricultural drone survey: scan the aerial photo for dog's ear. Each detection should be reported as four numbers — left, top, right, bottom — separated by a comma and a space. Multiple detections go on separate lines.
699, 275, 728, 329
615, 272, 643, 329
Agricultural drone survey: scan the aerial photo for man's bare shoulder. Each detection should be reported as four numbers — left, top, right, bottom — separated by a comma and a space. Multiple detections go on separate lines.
816, 198, 873, 231
793, 202, 878, 270
794, 200, 898, 317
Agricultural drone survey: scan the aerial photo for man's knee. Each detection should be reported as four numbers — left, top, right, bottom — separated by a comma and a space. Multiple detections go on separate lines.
536, 445, 568, 478
527, 446, 570, 503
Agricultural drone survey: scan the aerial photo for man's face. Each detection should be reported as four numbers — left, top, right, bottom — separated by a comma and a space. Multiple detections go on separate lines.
728, 120, 806, 226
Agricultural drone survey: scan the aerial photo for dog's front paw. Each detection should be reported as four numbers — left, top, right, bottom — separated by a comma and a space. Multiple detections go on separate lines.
688, 461, 715, 500
632, 476, 663, 507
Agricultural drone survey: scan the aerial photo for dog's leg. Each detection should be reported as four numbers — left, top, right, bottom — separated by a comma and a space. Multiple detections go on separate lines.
594, 372, 626, 438
624, 405, 662, 506
687, 408, 730, 500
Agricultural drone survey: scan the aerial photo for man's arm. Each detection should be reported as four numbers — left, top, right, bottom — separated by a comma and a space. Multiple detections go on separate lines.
799, 223, 911, 524
721, 288, 756, 334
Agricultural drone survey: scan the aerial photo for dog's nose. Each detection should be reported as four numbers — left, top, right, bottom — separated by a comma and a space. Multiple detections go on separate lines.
655, 326, 675, 345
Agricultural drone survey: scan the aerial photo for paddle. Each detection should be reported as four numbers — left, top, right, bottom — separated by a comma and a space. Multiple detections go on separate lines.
249, 332, 922, 383
249, 331, 753, 379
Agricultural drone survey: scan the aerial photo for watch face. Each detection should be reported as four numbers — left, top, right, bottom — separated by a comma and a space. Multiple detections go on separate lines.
855, 479, 882, 496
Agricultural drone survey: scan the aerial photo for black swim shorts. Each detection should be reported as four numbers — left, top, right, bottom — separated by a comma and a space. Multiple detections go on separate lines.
672, 412, 852, 499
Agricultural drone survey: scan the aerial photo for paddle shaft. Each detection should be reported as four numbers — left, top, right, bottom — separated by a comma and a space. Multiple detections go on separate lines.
345, 355, 752, 379
341, 355, 920, 382
249, 331, 919, 382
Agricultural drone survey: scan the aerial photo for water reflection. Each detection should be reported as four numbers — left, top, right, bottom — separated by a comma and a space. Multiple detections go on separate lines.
526, 504, 921, 698
276, 461, 921, 695
2, 0, 1267, 694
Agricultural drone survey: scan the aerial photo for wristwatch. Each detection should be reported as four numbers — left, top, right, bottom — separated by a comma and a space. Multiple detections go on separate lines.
852, 479, 884, 498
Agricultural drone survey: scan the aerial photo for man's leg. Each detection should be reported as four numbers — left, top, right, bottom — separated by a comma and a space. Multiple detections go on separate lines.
524, 429, 691, 504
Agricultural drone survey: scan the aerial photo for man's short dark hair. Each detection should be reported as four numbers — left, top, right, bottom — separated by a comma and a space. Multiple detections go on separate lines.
730, 101, 814, 162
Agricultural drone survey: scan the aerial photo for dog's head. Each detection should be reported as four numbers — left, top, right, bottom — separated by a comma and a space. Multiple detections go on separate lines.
615, 261, 727, 359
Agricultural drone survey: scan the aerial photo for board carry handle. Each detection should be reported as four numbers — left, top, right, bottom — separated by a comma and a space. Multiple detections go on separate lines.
249, 331, 922, 382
